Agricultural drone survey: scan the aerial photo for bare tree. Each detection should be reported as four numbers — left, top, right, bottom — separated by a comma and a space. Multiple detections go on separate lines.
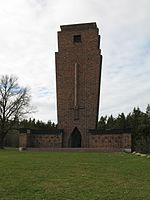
0, 75, 31, 148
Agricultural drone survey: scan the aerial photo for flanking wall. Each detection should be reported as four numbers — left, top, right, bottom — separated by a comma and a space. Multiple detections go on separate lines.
30, 134, 62, 148
19, 128, 131, 150
89, 129, 131, 150
19, 129, 63, 148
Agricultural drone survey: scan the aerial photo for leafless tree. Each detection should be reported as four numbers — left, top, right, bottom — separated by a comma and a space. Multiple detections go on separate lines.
0, 75, 31, 148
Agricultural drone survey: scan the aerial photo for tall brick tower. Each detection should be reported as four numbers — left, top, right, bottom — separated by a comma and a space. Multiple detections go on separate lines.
55, 22, 102, 147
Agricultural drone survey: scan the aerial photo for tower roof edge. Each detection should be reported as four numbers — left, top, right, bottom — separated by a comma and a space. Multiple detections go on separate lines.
60, 22, 98, 31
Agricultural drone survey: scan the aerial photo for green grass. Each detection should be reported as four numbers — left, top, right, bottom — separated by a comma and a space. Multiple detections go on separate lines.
0, 150, 150, 200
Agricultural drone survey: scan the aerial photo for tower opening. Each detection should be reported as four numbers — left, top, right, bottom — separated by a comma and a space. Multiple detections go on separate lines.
73, 35, 81, 43
70, 127, 81, 148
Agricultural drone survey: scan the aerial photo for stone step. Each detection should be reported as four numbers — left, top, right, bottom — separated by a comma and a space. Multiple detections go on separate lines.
25, 147, 125, 152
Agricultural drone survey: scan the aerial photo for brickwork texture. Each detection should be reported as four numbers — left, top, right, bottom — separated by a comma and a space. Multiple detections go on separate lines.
56, 22, 102, 147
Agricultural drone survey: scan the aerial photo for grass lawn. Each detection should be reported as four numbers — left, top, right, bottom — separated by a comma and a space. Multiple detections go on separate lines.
0, 150, 150, 200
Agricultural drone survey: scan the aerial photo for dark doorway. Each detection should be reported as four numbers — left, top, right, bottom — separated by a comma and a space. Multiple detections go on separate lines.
70, 127, 81, 147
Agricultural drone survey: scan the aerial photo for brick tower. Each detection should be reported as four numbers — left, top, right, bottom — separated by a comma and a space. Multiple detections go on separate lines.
55, 22, 102, 147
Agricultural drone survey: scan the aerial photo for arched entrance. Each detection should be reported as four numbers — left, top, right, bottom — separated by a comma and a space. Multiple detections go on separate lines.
70, 127, 81, 148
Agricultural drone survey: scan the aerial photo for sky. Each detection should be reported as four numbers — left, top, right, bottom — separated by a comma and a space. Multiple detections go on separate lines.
0, 0, 150, 123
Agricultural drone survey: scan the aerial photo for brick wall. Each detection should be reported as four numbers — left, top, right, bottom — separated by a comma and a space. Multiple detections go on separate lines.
19, 129, 63, 148
19, 133, 30, 148
19, 129, 131, 150
30, 134, 62, 148
89, 133, 131, 149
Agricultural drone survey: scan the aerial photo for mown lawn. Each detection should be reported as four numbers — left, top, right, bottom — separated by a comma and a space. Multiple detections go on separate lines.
0, 149, 150, 200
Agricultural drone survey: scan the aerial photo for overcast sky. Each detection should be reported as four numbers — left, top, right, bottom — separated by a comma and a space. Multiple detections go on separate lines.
0, 0, 150, 122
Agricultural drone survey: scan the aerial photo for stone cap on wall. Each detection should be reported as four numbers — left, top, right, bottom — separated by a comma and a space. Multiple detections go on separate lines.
19, 128, 64, 135
60, 22, 97, 31
89, 128, 131, 135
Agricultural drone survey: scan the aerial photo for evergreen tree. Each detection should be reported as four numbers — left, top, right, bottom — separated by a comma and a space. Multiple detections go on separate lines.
97, 116, 107, 129
107, 115, 115, 129
115, 113, 126, 130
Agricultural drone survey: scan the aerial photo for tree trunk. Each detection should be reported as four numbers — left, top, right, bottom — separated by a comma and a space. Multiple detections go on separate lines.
0, 138, 4, 149
0, 133, 6, 149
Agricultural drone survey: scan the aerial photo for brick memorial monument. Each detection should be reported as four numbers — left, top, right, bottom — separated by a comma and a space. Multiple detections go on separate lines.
19, 22, 131, 150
